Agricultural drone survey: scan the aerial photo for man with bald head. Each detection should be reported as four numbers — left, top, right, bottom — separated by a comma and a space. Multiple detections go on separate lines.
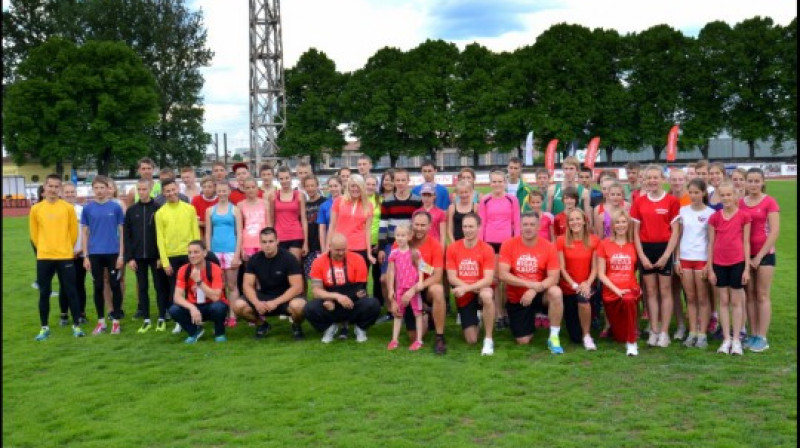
304, 233, 381, 343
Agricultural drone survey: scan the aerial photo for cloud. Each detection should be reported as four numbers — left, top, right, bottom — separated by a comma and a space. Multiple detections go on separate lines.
426, 0, 561, 40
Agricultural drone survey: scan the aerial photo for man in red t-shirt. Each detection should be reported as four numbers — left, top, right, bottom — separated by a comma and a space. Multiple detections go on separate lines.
393, 211, 447, 354
304, 233, 381, 343
228, 162, 264, 205
446, 212, 496, 355
168, 240, 229, 343
498, 211, 565, 354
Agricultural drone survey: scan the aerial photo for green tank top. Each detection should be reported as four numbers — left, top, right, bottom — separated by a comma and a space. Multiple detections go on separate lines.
551, 183, 584, 215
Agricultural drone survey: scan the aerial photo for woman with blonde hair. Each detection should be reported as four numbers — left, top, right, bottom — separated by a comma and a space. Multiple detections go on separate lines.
327, 174, 375, 268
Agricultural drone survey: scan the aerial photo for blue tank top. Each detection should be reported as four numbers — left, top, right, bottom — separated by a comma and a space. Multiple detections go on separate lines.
210, 203, 237, 253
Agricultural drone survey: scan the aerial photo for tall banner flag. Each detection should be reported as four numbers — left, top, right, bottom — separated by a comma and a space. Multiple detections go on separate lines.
545, 139, 558, 173
71, 168, 78, 184
524, 131, 534, 166
584, 137, 601, 169
666, 125, 679, 162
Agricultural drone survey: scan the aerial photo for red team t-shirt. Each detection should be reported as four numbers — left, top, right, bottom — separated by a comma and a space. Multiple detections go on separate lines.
709, 209, 752, 266
191, 194, 219, 226
309, 252, 368, 287
630, 192, 680, 243
175, 263, 228, 305
596, 239, 638, 302
499, 237, 559, 304
553, 212, 569, 238
445, 239, 496, 307
739, 195, 779, 256
556, 234, 600, 295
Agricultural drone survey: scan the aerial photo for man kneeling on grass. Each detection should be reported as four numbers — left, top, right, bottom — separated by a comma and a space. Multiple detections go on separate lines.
304, 233, 381, 343
232, 227, 306, 340
168, 240, 229, 343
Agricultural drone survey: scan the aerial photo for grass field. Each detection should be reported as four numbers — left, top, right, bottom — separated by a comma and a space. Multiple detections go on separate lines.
3, 181, 797, 447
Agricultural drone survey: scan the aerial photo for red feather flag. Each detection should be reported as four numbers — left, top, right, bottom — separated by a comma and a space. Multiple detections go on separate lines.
584, 137, 601, 169
545, 139, 558, 173
666, 125, 679, 162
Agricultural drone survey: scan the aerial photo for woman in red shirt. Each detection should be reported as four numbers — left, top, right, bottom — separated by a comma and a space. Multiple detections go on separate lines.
631, 165, 680, 349
597, 209, 641, 356
557, 209, 599, 350
327, 174, 376, 269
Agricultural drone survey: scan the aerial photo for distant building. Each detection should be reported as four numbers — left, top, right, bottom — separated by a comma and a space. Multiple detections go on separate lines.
2, 158, 75, 183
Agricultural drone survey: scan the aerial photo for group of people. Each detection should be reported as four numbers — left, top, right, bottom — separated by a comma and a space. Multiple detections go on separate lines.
30, 155, 779, 357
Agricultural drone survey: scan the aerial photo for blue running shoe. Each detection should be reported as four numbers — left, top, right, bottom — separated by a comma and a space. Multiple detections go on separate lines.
214, 335, 227, 343
749, 336, 770, 352
35, 328, 51, 341
184, 328, 205, 344
547, 335, 564, 354
72, 326, 85, 338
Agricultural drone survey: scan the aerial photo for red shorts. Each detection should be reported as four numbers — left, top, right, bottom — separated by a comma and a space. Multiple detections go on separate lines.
680, 259, 707, 271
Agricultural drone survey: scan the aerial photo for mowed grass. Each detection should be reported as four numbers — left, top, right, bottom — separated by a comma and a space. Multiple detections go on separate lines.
3, 181, 797, 447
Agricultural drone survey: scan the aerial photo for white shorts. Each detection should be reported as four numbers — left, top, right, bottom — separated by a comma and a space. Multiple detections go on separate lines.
215, 252, 235, 270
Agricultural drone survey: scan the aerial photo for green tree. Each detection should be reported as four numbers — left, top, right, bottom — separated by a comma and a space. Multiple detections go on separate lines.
492, 48, 538, 157
3, 39, 159, 175
726, 17, 786, 158
775, 18, 797, 146
278, 48, 346, 169
626, 25, 691, 161
3, 0, 213, 171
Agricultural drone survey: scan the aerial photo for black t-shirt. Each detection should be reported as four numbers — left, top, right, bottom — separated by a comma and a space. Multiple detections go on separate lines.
305, 196, 326, 252
245, 249, 302, 297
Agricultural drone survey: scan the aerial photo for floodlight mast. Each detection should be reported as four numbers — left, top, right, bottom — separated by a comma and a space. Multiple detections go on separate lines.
249, 0, 286, 170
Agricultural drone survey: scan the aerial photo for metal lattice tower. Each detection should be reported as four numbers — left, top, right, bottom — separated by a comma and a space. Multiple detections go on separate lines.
249, 0, 286, 168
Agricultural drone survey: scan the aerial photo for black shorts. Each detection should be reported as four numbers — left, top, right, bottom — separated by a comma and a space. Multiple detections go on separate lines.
713, 262, 746, 289
639, 242, 673, 276
754, 253, 776, 267
457, 297, 482, 330
279, 240, 303, 250
488, 242, 502, 254
506, 293, 544, 338
245, 292, 305, 317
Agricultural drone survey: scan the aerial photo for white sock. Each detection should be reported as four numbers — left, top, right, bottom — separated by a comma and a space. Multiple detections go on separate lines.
549, 326, 560, 338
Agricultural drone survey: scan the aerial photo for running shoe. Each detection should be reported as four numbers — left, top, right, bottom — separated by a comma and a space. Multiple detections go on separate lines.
354, 326, 368, 343
184, 328, 204, 344
583, 335, 597, 351
547, 335, 564, 354
540, 316, 549, 328
408, 340, 423, 351
111, 320, 121, 335
387, 340, 399, 350
138, 321, 152, 334
656, 332, 670, 348
291, 323, 305, 341
35, 328, 51, 341
626, 343, 639, 356
534, 315, 543, 328
225, 317, 237, 328
31, 281, 39, 290
694, 335, 709, 349
171, 323, 182, 335
673, 326, 687, 341
78, 315, 88, 325
338, 325, 350, 340
155, 319, 166, 332
434, 335, 447, 355
730, 339, 744, 355
481, 338, 494, 356
707, 314, 719, 333
59, 314, 69, 327
72, 326, 85, 338
641, 309, 649, 321
647, 331, 659, 347
599, 328, 611, 339
683, 334, 697, 348
376, 314, 393, 325
92, 322, 107, 335
214, 335, 227, 343
254, 321, 272, 339
749, 337, 770, 353
712, 327, 724, 340
321, 324, 339, 344
717, 339, 732, 354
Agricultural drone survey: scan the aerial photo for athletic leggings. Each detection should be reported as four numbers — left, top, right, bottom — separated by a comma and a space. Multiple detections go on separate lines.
89, 254, 123, 320
604, 297, 639, 344
134, 258, 168, 320
59, 255, 86, 317
37, 259, 80, 327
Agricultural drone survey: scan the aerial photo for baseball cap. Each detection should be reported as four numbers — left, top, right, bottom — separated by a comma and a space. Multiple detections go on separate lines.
231, 162, 248, 173
420, 182, 436, 195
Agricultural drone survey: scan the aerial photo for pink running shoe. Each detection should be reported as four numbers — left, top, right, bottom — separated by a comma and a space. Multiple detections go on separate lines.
225, 317, 237, 328
92, 322, 107, 335
534, 315, 543, 328
708, 315, 719, 333
409, 340, 424, 351
387, 340, 399, 350
541, 316, 550, 328
599, 328, 611, 339
111, 321, 121, 335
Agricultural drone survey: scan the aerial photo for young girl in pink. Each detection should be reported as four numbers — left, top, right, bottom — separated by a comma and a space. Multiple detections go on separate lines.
707, 182, 751, 356
740, 168, 779, 352
386, 225, 424, 351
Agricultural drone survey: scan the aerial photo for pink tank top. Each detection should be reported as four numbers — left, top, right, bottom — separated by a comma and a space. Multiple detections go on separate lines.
274, 190, 303, 241
240, 199, 267, 250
